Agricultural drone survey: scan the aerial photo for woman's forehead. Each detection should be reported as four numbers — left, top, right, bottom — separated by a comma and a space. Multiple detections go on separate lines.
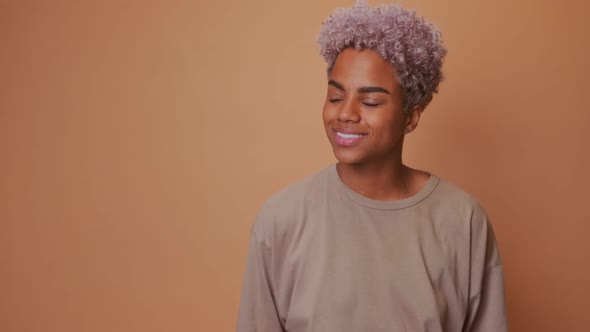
329, 48, 399, 92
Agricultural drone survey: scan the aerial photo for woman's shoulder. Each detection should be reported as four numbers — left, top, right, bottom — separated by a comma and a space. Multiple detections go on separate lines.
250, 165, 334, 245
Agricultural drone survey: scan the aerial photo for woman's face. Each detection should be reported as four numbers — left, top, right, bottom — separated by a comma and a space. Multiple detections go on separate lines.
322, 48, 412, 166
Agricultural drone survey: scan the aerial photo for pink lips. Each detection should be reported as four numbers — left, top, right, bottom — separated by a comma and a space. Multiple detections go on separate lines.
332, 129, 367, 147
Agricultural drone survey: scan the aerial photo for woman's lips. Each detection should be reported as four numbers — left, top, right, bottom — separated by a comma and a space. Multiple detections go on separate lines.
333, 130, 367, 147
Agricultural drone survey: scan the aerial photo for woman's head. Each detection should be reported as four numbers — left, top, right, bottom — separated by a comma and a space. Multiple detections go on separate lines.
318, 0, 446, 114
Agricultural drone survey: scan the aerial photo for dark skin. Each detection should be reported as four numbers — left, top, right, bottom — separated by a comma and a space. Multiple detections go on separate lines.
322, 48, 431, 201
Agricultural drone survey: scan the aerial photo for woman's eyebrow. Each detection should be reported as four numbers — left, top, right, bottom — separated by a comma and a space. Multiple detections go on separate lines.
328, 79, 390, 95
328, 79, 345, 90
358, 86, 390, 95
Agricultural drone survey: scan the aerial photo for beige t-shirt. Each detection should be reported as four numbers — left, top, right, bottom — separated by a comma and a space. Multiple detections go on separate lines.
237, 165, 507, 332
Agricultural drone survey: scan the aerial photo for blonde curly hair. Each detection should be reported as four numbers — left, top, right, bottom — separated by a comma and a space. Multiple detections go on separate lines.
318, 0, 447, 113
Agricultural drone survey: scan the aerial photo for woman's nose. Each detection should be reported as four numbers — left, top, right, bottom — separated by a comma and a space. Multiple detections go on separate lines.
337, 99, 361, 122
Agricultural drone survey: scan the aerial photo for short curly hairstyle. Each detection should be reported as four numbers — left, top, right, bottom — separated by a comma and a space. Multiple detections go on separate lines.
317, 0, 446, 113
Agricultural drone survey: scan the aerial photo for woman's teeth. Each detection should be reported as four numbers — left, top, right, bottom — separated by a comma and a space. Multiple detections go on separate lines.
336, 132, 364, 138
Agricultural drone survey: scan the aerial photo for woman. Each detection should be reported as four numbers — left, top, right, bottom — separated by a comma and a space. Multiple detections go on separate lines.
237, 1, 507, 331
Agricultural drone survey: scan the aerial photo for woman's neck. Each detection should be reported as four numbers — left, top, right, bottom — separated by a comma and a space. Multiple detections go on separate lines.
336, 161, 428, 201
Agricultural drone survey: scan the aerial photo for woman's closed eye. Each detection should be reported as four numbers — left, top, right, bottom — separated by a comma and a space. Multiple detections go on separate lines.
361, 101, 381, 107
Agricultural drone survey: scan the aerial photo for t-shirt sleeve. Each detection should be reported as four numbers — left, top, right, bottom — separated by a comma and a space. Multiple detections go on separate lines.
462, 204, 508, 332
236, 226, 285, 332
463, 265, 507, 332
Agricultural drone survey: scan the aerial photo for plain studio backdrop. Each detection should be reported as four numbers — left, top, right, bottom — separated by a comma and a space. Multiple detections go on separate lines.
1, 0, 589, 331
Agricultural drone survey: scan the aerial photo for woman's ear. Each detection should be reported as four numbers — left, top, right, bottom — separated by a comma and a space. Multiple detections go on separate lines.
403, 106, 423, 134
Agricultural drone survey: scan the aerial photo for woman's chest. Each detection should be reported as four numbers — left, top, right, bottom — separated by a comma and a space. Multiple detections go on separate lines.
275, 207, 471, 331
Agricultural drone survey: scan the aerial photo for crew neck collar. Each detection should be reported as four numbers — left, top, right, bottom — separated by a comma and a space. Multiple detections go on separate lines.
329, 164, 439, 210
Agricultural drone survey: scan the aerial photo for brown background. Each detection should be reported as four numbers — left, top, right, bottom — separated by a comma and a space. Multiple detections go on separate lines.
2, 0, 589, 331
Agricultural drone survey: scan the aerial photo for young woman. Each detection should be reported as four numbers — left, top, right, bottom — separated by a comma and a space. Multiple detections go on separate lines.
237, 1, 507, 331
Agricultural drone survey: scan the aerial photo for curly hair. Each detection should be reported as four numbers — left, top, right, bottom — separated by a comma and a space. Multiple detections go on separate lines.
317, 0, 446, 113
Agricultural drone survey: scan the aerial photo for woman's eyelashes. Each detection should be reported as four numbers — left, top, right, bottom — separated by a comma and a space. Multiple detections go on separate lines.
361, 101, 381, 107
327, 97, 382, 107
